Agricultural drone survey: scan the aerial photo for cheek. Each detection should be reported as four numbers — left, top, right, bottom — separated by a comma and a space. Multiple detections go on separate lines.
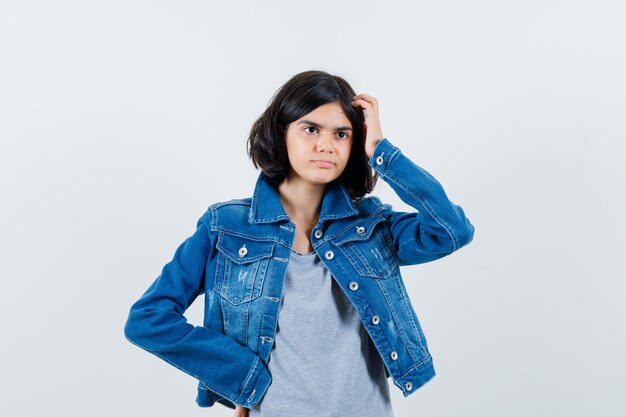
342, 141, 353, 159
285, 140, 308, 166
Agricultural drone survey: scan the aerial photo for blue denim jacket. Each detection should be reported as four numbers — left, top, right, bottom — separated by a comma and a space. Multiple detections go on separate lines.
124, 138, 474, 410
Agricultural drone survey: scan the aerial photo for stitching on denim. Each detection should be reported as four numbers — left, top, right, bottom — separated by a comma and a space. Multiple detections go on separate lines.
376, 278, 421, 364
387, 147, 401, 164
253, 257, 270, 301
337, 243, 368, 276
354, 195, 381, 208
398, 237, 456, 256
220, 293, 229, 328
320, 213, 350, 221
241, 295, 252, 345
253, 215, 291, 224
392, 275, 429, 356
324, 209, 386, 242
240, 355, 258, 396
382, 164, 458, 251
216, 263, 264, 306
328, 260, 406, 379
374, 141, 400, 167
214, 249, 226, 307
249, 175, 263, 223
250, 176, 292, 223
216, 229, 281, 244
208, 191, 290, 225
210, 199, 250, 210
247, 388, 256, 403
333, 215, 382, 244
217, 238, 275, 267
316, 189, 359, 222
398, 354, 433, 380
209, 206, 218, 232
335, 233, 397, 279
216, 228, 288, 252
264, 296, 279, 302
375, 227, 400, 277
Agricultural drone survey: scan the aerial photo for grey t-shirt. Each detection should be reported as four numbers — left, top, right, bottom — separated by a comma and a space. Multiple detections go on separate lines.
249, 249, 394, 417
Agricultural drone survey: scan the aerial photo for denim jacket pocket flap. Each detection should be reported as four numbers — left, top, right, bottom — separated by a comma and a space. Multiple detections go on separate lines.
333, 214, 387, 246
332, 215, 398, 279
215, 234, 275, 305
216, 234, 275, 264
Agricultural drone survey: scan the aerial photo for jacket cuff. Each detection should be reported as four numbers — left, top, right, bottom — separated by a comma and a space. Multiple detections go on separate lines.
368, 137, 400, 174
233, 355, 272, 409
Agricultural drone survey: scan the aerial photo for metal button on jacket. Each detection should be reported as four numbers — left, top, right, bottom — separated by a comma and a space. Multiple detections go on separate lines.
376, 153, 384, 165
314, 229, 323, 239
390, 351, 398, 360
349, 281, 359, 291
324, 250, 334, 260
238, 245, 248, 257
371, 315, 380, 325
405, 382, 413, 391
356, 226, 366, 235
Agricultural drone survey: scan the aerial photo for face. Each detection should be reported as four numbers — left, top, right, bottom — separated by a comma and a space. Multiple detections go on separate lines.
283, 101, 353, 186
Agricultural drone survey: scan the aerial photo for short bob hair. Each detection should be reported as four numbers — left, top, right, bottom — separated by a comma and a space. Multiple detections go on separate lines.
247, 70, 378, 200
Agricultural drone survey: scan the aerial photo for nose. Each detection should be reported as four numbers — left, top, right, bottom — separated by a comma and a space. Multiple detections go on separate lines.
316, 132, 334, 153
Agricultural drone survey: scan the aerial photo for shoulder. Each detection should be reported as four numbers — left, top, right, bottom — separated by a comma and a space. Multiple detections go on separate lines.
197, 197, 253, 229
353, 194, 387, 216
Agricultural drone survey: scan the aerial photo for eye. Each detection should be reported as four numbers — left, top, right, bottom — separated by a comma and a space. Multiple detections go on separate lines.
304, 126, 318, 134
337, 131, 350, 139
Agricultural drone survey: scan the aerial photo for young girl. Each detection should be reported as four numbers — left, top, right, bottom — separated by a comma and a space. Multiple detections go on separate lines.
124, 70, 474, 417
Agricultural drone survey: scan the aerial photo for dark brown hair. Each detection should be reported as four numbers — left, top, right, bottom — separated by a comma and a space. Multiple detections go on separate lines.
246, 70, 377, 200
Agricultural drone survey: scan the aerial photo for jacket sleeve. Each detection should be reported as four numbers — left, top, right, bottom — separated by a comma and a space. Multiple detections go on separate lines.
369, 138, 475, 266
123, 210, 271, 409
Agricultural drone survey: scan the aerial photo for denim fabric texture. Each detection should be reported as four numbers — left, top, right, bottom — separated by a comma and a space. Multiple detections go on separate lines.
124, 138, 475, 409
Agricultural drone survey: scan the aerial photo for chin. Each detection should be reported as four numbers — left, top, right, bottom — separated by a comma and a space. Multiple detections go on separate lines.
303, 170, 340, 185
317, 172, 343, 184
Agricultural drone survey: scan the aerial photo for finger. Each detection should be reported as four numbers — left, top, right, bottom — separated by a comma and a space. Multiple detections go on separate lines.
354, 93, 377, 103
351, 98, 373, 111
353, 93, 378, 110
351, 99, 376, 119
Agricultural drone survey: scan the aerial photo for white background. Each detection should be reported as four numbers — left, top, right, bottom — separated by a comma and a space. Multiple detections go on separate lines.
1, 1, 625, 416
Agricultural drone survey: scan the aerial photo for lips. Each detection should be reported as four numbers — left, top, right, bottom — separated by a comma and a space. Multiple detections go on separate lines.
312, 160, 335, 168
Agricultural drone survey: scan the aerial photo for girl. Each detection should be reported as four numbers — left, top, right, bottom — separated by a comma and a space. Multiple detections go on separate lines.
124, 70, 474, 417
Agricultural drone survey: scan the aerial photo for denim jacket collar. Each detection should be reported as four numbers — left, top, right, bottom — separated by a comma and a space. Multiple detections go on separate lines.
248, 172, 359, 224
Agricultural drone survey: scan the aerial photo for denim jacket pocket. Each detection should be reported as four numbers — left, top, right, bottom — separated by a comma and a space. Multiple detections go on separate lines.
333, 214, 398, 279
215, 233, 275, 305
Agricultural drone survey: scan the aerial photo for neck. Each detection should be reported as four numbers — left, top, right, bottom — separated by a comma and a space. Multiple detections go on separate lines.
277, 175, 326, 226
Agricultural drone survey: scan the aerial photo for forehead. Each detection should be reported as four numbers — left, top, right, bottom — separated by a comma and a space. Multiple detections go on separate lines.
299, 102, 351, 126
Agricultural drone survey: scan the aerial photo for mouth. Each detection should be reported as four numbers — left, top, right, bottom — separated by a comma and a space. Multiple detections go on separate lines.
311, 160, 336, 168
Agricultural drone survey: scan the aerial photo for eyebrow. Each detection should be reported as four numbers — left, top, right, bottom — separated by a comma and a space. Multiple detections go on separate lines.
297, 120, 353, 131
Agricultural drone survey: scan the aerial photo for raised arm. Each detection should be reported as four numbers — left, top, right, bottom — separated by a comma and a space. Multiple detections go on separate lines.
369, 138, 475, 265
351, 94, 474, 266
